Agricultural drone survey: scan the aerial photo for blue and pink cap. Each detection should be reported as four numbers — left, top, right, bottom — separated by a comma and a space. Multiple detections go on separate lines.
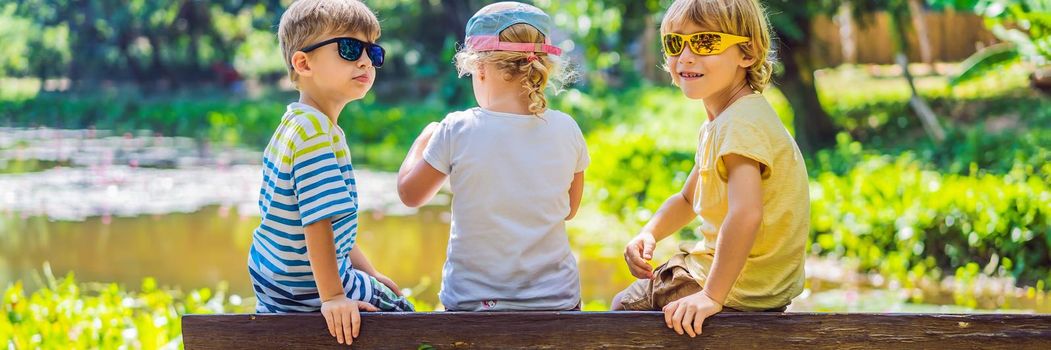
463, 2, 563, 56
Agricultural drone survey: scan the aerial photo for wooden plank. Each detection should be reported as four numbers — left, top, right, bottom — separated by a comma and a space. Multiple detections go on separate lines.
182, 312, 1051, 349
808, 11, 997, 66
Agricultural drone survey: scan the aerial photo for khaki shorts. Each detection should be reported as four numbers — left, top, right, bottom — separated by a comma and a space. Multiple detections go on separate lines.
616, 252, 787, 312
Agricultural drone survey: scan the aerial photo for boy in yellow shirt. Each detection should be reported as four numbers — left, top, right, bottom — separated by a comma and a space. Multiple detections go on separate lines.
612, 0, 809, 338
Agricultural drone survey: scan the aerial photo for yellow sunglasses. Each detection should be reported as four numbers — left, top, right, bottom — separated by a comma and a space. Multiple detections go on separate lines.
662, 32, 750, 56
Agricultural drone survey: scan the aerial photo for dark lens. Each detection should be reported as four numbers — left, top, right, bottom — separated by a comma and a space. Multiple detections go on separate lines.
338, 38, 364, 62
366, 44, 385, 68
663, 34, 684, 55
690, 33, 722, 54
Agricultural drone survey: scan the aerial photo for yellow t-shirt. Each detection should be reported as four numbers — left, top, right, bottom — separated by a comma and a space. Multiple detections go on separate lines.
683, 93, 809, 311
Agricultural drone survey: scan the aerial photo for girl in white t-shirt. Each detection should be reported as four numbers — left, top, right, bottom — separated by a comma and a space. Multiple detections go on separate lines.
396, 1, 588, 311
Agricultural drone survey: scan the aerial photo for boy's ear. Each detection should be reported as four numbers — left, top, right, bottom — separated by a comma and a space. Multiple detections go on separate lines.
291, 51, 312, 78
738, 44, 758, 68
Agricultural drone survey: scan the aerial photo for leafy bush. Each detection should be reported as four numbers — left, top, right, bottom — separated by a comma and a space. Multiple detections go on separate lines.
810, 144, 1050, 286
1, 271, 243, 349
584, 127, 694, 226
950, 0, 1051, 86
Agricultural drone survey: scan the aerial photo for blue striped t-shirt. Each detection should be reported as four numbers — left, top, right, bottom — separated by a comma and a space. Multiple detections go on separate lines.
248, 102, 375, 312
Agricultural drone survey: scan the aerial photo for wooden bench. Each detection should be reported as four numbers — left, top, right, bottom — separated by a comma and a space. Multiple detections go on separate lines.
182, 312, 1051, 349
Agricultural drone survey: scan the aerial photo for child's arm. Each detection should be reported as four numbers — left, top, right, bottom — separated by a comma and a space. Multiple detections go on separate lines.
305, 219, 379, 345
623, 165, 701, 279
397, 122, 447, 207
663, 154, 763, 338
348, 247, 402, 296
565, 171, 585, 220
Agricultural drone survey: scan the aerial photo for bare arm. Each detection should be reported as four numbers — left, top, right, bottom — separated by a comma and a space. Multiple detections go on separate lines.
348, 247, 377, 276
305, 219, 348, 302
565, 172, 585, 220
306, 219, 378, 345
663, 153, 763, 337
702, 154, 763, 304
397, 122, 447, 207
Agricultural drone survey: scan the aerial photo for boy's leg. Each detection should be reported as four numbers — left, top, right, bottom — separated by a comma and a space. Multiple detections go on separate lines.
365, 275, 415, 312
611, 292, 627, 310
344, 268, 415, 312
613, 279, 652, 310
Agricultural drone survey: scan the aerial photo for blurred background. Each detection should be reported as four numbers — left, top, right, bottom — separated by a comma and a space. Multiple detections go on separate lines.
1, 0, 1049, 347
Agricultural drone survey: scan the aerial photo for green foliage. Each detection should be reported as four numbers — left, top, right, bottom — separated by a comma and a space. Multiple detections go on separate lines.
0, 92, 282, 146
1, 270, 243, 349
817, 98, 1051, 175
0, 0, 672, 98
4, 0, 286, 84
0, 91, 449, 170
0, 3, 69, 79
585, 127, 694, 226
979, 0, 1051, 64
810, 136, 1051, 286
950, 43, 1022, 86
951, 0, 1051, 86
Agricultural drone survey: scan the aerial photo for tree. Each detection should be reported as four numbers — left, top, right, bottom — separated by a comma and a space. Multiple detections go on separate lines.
766, 0, 847, 154
766, 0, 956, 152
9, 0, 285, 89
887, 0, 946, 142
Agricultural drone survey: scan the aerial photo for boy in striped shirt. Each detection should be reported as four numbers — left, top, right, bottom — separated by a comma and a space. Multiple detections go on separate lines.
248, 0, 413, 346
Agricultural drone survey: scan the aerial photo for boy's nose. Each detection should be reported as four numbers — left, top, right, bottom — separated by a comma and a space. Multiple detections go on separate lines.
358, 52, 372, 68
677, 47, 698, 65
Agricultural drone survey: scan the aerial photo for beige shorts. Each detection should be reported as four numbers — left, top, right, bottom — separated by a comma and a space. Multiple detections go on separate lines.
616, 252, 787, 312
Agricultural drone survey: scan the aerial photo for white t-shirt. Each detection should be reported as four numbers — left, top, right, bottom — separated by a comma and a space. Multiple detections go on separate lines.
423, 107, 590, 311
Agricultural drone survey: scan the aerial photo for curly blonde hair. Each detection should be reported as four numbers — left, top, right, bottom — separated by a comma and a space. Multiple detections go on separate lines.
660, 0, 774, 92
454, 23, 573, 116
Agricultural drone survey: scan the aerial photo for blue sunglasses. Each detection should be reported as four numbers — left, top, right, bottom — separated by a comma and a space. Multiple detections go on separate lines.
300, 37, 385, 68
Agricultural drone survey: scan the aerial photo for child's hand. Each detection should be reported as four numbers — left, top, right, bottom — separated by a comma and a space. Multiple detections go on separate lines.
623, 232, 656, 279
320, 296, 379, 345
372, 272, 403, 296
663, 291, 723, 337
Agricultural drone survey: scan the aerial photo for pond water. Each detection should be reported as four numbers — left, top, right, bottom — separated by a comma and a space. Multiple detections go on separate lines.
0, 205, 643, 310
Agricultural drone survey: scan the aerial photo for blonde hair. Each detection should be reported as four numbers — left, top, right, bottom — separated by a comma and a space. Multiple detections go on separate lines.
660, 0, 774, 92
277, 0, 380, 85
455, 21, 572, 115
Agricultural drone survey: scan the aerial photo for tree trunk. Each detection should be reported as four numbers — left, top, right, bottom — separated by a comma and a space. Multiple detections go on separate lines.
69, 0, 99, 91
835, 3, 857, 64
147, 33, 167, 90
890, 10, 945, 143
778, 37, 839, 154
639, 16, 662, 82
